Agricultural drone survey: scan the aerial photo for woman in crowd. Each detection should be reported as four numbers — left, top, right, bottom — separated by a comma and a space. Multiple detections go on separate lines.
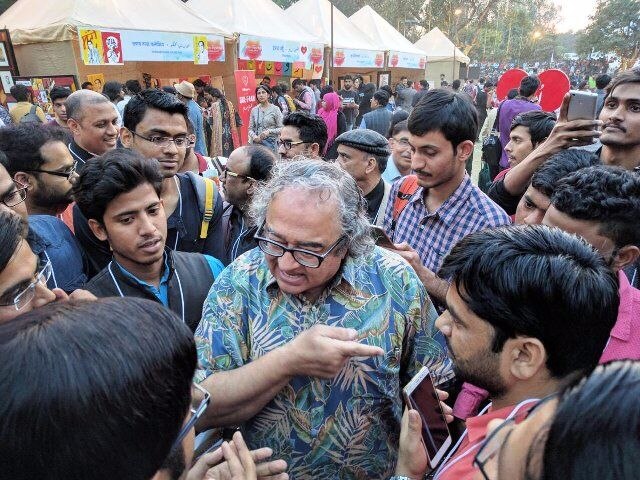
248, 85, 283, 152
317, 90, 345, 159
271, 84, 289, 115
204, 86, 241, 158
473, 360, 640, 480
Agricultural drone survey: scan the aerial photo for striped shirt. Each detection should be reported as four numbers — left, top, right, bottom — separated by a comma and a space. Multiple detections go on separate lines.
383, 175, 511, 273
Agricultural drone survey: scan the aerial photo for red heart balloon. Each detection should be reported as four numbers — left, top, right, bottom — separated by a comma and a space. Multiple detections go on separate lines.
537, 69, 570, 111
496, 69, 527, 101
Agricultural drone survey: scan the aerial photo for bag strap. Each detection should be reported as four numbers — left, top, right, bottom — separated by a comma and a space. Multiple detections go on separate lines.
199, 177, 215, 239
392, 175, 419, 224
492, 103, 503, 132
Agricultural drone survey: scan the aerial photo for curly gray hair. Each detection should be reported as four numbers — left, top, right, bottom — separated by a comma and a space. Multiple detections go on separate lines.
249, 158, 375, 259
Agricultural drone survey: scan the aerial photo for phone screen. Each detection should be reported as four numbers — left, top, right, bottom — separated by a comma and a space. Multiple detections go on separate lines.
406, 375, 451, 461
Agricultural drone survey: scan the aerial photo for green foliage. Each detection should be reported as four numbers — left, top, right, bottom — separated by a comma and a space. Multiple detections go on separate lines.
577, 0, 640, 69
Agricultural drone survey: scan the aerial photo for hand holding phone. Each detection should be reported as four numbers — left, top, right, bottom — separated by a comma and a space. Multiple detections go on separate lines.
566, 90, 598, 121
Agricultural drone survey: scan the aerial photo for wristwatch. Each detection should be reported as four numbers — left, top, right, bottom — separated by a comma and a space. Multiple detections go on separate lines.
389, 476, 416, 480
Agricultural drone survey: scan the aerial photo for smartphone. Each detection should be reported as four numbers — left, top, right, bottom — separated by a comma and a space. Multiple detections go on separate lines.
402, 366, 452, 468
370, 225, 394, 248
567, 90, 598, 121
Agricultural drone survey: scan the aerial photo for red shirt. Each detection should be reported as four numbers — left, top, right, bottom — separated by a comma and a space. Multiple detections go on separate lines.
600, 270, 640, 363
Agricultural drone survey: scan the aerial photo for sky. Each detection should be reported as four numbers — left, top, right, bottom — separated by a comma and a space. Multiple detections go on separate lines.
554, 0, 598, 33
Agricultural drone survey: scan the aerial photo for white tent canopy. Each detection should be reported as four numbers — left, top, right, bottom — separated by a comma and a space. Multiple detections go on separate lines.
285, 0, 376, 51
0, 0, 231, 45
414, 27, 470, 64
184, 0, 320, 43
349, 6, 425, 56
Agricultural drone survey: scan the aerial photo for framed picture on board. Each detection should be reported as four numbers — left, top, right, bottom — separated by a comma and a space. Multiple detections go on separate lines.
0, 70, 13, 92
0, 29, 18, 75
378, 71, 390, 88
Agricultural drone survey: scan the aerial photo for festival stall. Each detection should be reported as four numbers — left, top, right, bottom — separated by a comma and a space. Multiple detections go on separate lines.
349, 6, 426, 88
285, 0, 386, 88
414, 27, 470, 87
0, 0, 234, 114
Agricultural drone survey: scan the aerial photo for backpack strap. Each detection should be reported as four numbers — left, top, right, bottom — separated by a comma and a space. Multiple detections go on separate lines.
392, 175, 419, 226
199, 176, 215, 239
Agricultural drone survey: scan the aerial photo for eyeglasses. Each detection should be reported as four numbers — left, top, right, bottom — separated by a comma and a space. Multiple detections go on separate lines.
1, 181, 28, 207
277, 139, 307, 151
131, 131, 190, 148
392, 138, 411, 147
254, 226, 345, 268
473, 394, 558, 480
25, 162, 77, 181
171, 383, 211, 450
0, 260, 52, 311
221, 169, 255, 182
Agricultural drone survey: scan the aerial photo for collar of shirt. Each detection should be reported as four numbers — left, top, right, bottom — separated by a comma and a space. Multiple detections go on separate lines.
68, 140, 95, 166
115, 251, 172, 305
408, 174, 474, 224
610, 270, 640, 342
465, 403, 520, 444
265, 254, 360, 303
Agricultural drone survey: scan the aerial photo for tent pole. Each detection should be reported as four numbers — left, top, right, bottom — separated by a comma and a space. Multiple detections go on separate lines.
330, 1, 334, 84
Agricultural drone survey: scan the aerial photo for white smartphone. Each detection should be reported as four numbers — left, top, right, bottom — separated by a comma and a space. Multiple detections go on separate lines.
567, 90, 598, 121
402, 366, 452, 468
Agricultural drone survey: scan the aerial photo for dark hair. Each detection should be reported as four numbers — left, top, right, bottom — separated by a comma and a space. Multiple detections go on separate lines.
81, 81, 93, 89
408, 88, 478, 149
519, 75, 540, 97
510, 110, 556, 145
389, 119, 409, 138
49, 86, 71, 103
551, 165, 640, 248
282, 111, 328, 153
363, 82, 376, 95
291, 79, 305, 89
419, 80, 429, 89
123, 89, 188, 132
245, 145, 276, 181
319, 85, 334, 99
9, 84, 29, 102
605, 67, 640, 98
204, 86, 223, 99
595, 74, 612, 90
0, 211, 24, 272
0, 124, 69, 174
507, 88, 519, 99
192, 79, 206, 88
373, 89, 390, 106
452, 79, 461, 90
102, 81, 123, 102
439, 225, 619, 378
343, 74, 353, 81
530, 149, 600, 198
0, 298, 196, 480
541, 360, 640, 480
73, 149, 163, 223
412, 89, 428, 107
262, 76, 271, 82
380, 84, 393, 96
484, 80, 494, 89
124, 79, 142, 95
255, 84, 271, 96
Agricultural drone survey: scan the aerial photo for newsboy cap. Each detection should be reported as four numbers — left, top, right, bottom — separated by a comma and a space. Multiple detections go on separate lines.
334, 129, 390, 157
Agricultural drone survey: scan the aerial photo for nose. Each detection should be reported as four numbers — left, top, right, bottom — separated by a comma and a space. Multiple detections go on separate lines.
410, 150, 425, 171
139, 212, 158, 236
106, 121, 119, 136
163, 139, 179, 155
277, 250, 301, 271
504, 141, 513, 153
524, 210, 545, 225
277, 142, 286, 155
33, 280, 57, 308
435, 311, 452, 336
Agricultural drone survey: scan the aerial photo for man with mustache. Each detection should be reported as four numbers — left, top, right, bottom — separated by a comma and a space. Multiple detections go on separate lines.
74, 149, 223, 332
0, 125, 87, 292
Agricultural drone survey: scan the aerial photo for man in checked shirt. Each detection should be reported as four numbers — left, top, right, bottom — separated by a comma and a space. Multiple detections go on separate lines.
383, 89, 510, 303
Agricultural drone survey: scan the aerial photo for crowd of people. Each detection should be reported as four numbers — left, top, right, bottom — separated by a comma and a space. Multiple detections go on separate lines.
1, 60, 640, 480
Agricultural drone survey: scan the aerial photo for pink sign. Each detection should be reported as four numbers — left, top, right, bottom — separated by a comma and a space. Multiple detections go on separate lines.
234, 70, 257, 145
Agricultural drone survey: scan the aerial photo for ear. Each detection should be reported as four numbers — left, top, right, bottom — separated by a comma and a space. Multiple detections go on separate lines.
13, 172, 34, 190
67, 117, 81, 136
613, 245, 640, 271
456, 140, 475, 163
308, 142, 321, 158
120, 127, 134, 148
507, 337, 546, 381
365, 155, 377, 174
88, 218, 108, 242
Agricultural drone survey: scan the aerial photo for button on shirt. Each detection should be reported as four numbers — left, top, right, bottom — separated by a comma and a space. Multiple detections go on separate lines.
195, 247, 452, 479
384, 175, 511, 273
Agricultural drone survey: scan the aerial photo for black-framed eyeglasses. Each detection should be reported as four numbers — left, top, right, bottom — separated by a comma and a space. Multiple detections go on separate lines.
277, 139, 307, 150
25, 162, 77, 181
0, 260, 52, 311
254, 225, 345, 268
473, 394, 558, 480
131, 131, 190, 148
221, 169, 255, 182
171, 383, 211, 450
1, 180, 28, 207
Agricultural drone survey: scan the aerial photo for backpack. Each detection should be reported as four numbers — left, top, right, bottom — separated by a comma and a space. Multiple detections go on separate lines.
20, 105, 42, 124
284, 94, 297, 112
184, 171, 217, 240
391, 175, 420, 229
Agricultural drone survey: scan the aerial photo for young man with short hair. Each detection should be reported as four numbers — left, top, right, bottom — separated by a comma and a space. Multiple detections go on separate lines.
75, 149, 223, 331
292, 78, 316, 114
116, 79, 142, 117
65, 89, 120, 169
338, 75, 359, 131
9, 84, 46, 124
360, 90, 393, 136
48, 87, 71, 128
277, 111, 327, 160
175, 80, 207, 156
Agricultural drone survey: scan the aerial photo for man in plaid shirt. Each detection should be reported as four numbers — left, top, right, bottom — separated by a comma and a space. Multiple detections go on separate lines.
383, 89, 510, 302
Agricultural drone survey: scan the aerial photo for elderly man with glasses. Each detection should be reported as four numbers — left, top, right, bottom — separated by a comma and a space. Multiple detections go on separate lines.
194, 159, 452, 478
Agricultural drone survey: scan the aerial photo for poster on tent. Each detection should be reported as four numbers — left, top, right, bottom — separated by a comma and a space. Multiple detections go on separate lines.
234, 70, 257, 146
79, 29, 105, 65
333, 49, 385, 68
238, 34, 323, 67
388, 51, 426, 70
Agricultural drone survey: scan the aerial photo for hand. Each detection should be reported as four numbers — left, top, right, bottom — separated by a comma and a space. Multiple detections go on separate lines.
68, 289, 98, 301
386, 243, 448, 302
436, 388, 454, 424
395, 408, 429, 479
283, 325, 384, 378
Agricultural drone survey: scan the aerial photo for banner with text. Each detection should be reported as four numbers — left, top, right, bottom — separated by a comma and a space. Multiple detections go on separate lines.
238, 34, 323, 66
333, 48, 385, 68
79, 28, 225, 64
388, 51, 426, 70
234, 70, 257, 145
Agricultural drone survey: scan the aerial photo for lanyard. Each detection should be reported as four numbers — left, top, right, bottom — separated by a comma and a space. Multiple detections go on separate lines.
108, 261, 186, 324
433, 397, 540, 480
172, 176, 183, 251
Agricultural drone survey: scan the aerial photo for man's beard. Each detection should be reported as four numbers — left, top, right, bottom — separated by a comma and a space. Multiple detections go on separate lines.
448, 340, 508, 399
32, 181, 73, 213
